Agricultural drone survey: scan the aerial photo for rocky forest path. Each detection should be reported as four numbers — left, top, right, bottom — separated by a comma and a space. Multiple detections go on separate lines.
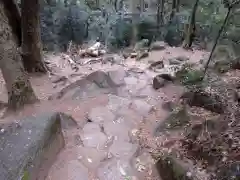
0, 44, 207, 180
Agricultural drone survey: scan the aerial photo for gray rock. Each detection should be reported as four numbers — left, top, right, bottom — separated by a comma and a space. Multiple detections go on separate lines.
128, 67, 145, 74
77, 147, 108, 169
107, 68, 126, 87
0, 112, 65, 180
150, 41, 166, 51
82, 123, 101, 134
116, 109, 143, 126
86, 71, 111, 88
124, 76, 139, 86
153, 75, 166, 90
136, 51, 149, 61
87, 107, 116, 124
48, 159, 89, 180
71, 82, 110, 100
134, 39, 149, 51
103, 118, 132, 142
51, 75, 68, 84
81, 131, 107, 149
98, 159, 137, 180
130, 52, 138, 58
132, 100, 153, 116
107, 94, 132, 112
156, 155, 203, 180
102, 55, 115, 64
57, 112, 79, 129
148, 60, 164, 70
169, 58, 182, 65
109, 141, 139, 160
176, 55, 189, 61
161, 101, 176, 112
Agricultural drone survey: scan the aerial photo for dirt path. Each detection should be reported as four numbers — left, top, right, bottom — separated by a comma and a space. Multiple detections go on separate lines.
0, 46, 207, 179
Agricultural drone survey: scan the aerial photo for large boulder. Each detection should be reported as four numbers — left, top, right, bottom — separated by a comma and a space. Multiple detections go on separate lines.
49, 70, 127, 100
152, 75, 166, 90
150, 41, 166, 51
154, 106, 190, 135
0, 112, 71, 180
156, 154, 206, 180
134, 39, 149, 52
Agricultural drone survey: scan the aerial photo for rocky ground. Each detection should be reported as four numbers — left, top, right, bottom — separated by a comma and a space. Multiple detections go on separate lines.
0, 42, 220, 180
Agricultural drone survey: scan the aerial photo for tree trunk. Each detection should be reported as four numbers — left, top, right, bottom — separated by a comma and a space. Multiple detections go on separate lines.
21, 0, 47, 73
0, 1, 38, 111
2, 0, 21, 46
156, 0, 161, 34
203, 8, 231, 76
176, 0, 180, 12
182, 0, 199, 48
169, 0, 176, 25
160, 0, 164, 25
114, 0, 118, 11
131, 0, 141, 46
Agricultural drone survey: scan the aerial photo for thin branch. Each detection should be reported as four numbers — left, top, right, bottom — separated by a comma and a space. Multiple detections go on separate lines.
203, 7, 232, 77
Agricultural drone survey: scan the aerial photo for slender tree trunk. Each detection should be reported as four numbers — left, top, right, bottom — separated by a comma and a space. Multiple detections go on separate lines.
169, 0, 176, 24
114, 0, 118, 11
176, 0, 180, 12
131, 0, 140, 46
182, 0, 199, 48
21, 0, 47, 73
156, 0, 161, 34
203, 8, 231, 76
160, 0, 164, 25
0, 1, 38, 111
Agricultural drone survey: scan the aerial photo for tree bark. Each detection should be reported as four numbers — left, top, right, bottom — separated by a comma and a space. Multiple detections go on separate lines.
169, 0, 176, 25
156, 0, 161, 34
131, 0, 141, 46
2, 0, 21, 46
182, 0, 199, 48
160, 0, 164, 25
203, 8, 231, 76
21, 0, 47, 73
176, 0, 180, 12
0, 1, 38, 111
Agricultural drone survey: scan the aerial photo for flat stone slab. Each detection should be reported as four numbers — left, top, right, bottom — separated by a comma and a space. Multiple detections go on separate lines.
77, 147, 108, 170
47, 159, 89, 180
132, 99, 153, 116
107, 94, 132, 112
87, 107, 116, 124
98, 159, 138, 180
109, 141, 139, 160
0, 112, 65, 180
81, 130, 107, 149
82, 122, 101, 134
103, 118, 132, 142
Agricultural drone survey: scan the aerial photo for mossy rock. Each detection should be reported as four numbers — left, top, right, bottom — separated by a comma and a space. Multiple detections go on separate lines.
213, 60, 231, 73
134, 39, 149, 51
175, 65, 204, 85
181, 88, 225, 114
155, 106, 190, 134
156, 155, 193, 180
212, 56, 240, 73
